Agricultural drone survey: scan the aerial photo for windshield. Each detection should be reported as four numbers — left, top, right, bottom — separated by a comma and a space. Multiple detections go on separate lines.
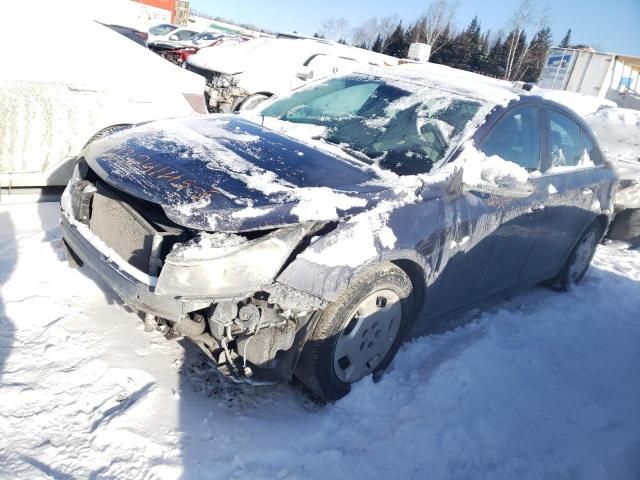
261, 76, 483, 175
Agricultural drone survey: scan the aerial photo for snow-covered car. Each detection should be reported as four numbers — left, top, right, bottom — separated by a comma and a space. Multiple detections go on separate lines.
185, 36, 398, 112
149, 32, 246, 66
147, 24, 199, 43
60, 64, 617, 400
102, 23, 149, 48
0, 16, 207, 187
584, 107, 640, 244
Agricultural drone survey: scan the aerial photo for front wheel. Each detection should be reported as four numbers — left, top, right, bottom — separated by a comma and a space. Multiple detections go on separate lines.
295, 263, 414, 401
553, 222, 602, 291
237, 93, 271, 112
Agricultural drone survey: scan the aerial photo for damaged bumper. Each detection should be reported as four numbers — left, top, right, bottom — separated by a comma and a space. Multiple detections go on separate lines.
61, 213, 210, 321
59, 174, 328, 383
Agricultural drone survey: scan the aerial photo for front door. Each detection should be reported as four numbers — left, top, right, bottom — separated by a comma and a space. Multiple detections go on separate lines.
428, 105, 546, 316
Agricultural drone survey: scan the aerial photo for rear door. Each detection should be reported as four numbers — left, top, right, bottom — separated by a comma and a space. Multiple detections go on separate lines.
519, 107, 607, 281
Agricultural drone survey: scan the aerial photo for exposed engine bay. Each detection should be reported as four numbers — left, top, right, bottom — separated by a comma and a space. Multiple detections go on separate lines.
62, 159, 329, 385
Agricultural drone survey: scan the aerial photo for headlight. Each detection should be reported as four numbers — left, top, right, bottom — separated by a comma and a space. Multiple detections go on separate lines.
155, 224, 314, 297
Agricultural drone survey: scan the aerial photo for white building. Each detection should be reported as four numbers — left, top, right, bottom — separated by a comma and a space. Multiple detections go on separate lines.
539, 47, 640, 110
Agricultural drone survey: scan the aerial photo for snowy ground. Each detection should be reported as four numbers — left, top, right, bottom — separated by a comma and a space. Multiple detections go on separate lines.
0, 201, 639, 480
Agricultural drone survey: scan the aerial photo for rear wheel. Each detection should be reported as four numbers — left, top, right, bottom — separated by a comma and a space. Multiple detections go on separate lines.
295, 263, 413, 401
553, 222, 602, 291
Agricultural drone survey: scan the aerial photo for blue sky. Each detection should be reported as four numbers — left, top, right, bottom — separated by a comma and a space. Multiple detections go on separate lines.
189, 0, 640, 56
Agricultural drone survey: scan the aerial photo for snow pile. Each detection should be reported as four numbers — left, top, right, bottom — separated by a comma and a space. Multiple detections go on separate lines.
458, 145, 530, 187
1, 202, 640, 479
538, 89, 616, 117
585, 107, 640, 163
1, 2, 205, 186
291, 187, 367, 222
547, 149, 596, 173
300, 206, 397, 267
384, 62, 519, 108
170, 232, 247, 261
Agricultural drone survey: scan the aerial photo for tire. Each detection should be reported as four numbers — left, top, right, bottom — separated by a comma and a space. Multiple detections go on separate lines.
553, 222, 603, 291
607, 208, 640, 244
295, 262, 414, 401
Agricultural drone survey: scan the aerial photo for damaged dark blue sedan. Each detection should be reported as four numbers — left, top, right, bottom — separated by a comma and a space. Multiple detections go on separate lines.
61, 64, 617, 400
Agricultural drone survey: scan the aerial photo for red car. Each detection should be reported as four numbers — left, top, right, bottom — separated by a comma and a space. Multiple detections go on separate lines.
148, 32, 247, 66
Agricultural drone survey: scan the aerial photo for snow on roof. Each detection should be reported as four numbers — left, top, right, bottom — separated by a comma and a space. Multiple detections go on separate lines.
534, 88, 616, 117
366, 62, 520, 107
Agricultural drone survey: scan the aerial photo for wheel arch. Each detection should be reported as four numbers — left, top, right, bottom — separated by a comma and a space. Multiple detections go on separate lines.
235, 91, 274, 112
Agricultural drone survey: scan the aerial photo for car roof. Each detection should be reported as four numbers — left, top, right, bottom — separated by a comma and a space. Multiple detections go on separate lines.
361, 62, 527, 107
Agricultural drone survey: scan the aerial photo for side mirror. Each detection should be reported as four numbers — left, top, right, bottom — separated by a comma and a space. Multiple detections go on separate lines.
296, 67, 314, 81
468, 176, 536, 198
169, 34, 178, 41
463, 161, 536, 198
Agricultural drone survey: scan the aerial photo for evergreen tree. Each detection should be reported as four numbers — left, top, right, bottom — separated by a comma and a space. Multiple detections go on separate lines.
560, 29, 572, 48
487, 35, 506, 78
521, 26, 552, 82
371, 34, 383, 53
383, 23, 410, 58
450, 16, 482, 72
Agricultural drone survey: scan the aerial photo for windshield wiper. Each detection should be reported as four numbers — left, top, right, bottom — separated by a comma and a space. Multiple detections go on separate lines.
311, 136, 374, 165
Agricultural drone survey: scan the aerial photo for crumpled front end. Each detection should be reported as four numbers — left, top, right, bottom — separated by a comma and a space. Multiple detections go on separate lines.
185, 63, 247, 113
60, 160, 329, 383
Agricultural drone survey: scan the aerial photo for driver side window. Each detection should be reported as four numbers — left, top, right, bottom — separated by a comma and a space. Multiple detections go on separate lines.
480, 106, 541, 172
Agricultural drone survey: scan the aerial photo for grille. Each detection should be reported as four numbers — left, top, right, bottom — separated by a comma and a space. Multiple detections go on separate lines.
89, 184, 157, 274
186, 63, 221, 86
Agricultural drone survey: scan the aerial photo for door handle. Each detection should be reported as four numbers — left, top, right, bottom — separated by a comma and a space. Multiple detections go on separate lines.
528, 205, 545, 213
582, 188, 594, 195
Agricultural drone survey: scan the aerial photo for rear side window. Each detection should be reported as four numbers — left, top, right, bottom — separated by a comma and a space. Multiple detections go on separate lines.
547, 110, 593, 170
175, 30, 196, 40
481, 106, 541, 171
581, 131, 603, 166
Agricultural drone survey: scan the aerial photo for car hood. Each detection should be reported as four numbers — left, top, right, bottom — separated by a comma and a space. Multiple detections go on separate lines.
84, 115, 393, 232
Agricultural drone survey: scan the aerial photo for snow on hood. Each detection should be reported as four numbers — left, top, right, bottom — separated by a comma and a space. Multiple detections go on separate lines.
84, 115, 394, 232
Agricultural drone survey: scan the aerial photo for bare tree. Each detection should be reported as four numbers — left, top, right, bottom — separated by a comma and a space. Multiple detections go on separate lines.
318, 17, 351, 42
416, 0, 459, 48
503, 0, 550, 80
350, 15, 400, 50
351, 17, 382, 48
377, 14, 401, 52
